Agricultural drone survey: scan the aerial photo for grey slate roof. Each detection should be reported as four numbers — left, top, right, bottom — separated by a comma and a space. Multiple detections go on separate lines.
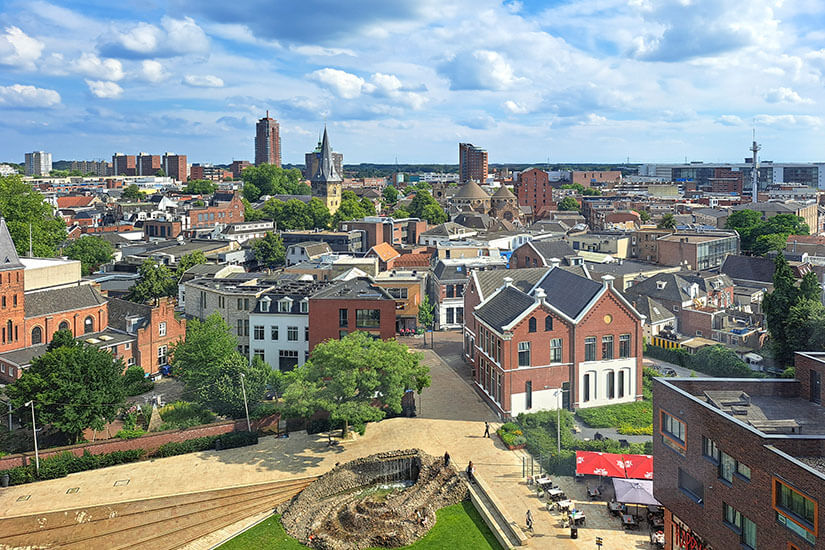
311, 277, 393, 300
473, 267, 550, 300
720, 255, 776, 284
624, 273, 702, 304
24, 285, 107, 319
626, 295, 675, 324
533, 267, 603, 319
475, 285, 537, 332
431, 260, 472, 282
107, 297, 151, 332
311, 127, 342, 183
0, 217, 23, 271
526, 240, 576, 262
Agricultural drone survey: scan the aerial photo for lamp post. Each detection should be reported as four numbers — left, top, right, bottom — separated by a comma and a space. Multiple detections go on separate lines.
555, 389, 570, 454
24, 400, 39, 475
239, 373, 251, 432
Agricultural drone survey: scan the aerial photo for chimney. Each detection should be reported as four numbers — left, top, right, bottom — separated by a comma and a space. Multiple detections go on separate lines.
601, 274, 615, 288
534, 288, 546, 303
503, 276, 514, 288
549, 257, 561, 268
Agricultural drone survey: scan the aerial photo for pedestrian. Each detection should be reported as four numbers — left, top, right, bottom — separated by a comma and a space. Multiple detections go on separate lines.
483, 421, 490, 438
466, 461, 475, 484
444, 451, 451, 467
526, 509, 533, 532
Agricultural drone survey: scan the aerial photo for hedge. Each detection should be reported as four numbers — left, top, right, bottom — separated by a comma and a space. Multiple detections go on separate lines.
645, 344, 765, 378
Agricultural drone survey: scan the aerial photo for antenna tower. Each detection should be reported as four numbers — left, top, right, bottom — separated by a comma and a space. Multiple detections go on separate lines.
749, 129, 761, 203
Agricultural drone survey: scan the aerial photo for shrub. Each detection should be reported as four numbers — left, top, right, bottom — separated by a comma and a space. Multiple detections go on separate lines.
116, 428, 146, 439
152, 436, 219, 458
123, 365, 154, 396
497, 422, 527, 448
157, 401, 215, 430
217, 431, 259, 450
618, 424, 653, 436
250, 401, 279, 420
575, 400, 653, 430
0, 449, 145, 486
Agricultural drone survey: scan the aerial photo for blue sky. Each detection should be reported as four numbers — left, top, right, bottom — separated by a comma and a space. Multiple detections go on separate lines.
2, 0, 825, 164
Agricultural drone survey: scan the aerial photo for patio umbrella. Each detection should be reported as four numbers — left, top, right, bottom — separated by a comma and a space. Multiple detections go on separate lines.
622, 454, 653, 480
612, 478, 661, 517
575, 451, 626, 478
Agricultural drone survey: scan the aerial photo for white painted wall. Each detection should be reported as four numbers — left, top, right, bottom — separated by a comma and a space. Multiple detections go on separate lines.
577, 357, 637, 409
510, 388, 563, 417
248, 312, 309, 371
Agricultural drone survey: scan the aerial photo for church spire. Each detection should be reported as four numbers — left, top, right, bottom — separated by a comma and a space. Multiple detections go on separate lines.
312, 126, 342, 184
0, 217, 24, 271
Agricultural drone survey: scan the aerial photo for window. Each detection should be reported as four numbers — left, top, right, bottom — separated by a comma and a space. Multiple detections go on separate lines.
518, 342, 531, 367
446, 284, 454, 298
271, 326, 279, 340
237, 319, 243, 336
157, 345, 168, 366
702, 436, 720, 462
127, 357, 135, 366
619, 334, 631, 358
606, 371, 615, 399
59, 321, 69, 332
199, 291, 206, 309
1, 296, 4, 307
218, 296, 226, 309
583, 373, 590, 402
661, 410, 686, 454
545, 316, 553, 331
774, 478, 817, 544
243, 320, 249, 336
584, 337, 596, 361
237, 298, 244, 310
678, 468, 703, 503
287, 326, 298, 341
279, 350, 299, 372
258, 297, 268, 312
159, 322, 167, 337
253, 325, 264, 340
300, 300, 308, 313
253, 349, 265, 361
356, 309, 380, 328
84, 316, 94, 334
528, 317, 536, 332
737, 462, 751, 480
550, 338, 562, 363
719, 452, 735, 483
278, 300, 291, 313
456, 307, 463, 324
388, 288, 408, 299
339, 308, 348, 328
742, 516, 757, 549
124, 342, 130, 350
305, 326, 309, 341
602, 335, 614, 360
446, 308, 454, 324
339, 330, 348, 339
31, 326, 42, 345
525, 380, 532, 409
724, 502, 742, 530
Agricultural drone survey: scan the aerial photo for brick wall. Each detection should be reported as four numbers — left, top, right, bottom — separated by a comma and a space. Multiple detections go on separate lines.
796, 352, 825, 404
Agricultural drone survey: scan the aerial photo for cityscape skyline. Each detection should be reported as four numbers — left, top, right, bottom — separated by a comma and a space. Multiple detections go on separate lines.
3, 2, 825, 164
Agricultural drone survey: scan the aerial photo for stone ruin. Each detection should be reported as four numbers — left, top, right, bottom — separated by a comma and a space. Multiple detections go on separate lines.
278, 449, 469, 549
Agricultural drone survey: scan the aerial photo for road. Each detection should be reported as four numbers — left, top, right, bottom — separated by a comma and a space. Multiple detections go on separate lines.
643, 356, 694, 377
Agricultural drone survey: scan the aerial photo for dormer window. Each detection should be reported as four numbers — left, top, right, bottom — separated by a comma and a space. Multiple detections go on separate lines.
656, 281, 667, 290
278, 298, 293, 313
300, 299, 309, 313
260, 296, 271, 313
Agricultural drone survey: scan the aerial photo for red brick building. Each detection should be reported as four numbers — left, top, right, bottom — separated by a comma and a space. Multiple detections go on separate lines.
308, 277, 396, 349
465, 267, 644, 415
112, 153, 136, 176
572, 170, 622, 187
516, 168, 557, 218
231, 160, 251, 179
137, 153, 161, 176
653, 354, 825, 550
185, 192, 244, 232
162, 153, 188, 183
339, 217, 428, 250
509, 240, 576, 269
459, 142, 488, 183
144, 219, 182, 240
108, 297, 186, 374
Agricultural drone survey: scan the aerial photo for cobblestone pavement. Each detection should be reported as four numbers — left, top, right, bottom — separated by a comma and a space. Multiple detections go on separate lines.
0, 331, 653, 549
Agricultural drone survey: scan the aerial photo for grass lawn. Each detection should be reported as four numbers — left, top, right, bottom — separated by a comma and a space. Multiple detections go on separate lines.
575, 400, 653, 435
218, 501, 502, 550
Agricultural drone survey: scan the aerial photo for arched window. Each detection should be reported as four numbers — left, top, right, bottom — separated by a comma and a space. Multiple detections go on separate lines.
545, 316, 553, 331
59, 321, 69, 332
31, 326, 42, 345
84, 316, 94, 334
528, 318, 536, 333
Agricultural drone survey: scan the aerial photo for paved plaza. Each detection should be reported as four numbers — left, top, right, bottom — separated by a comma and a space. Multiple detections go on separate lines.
0, 334, 653, 549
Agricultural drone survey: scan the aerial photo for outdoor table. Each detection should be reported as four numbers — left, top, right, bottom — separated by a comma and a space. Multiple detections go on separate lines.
587, 487, 602, 499
570, 510, 586, 525
556, 499, 573, 512
621, 514, 639, 530
547, 487, 565, 500
607, 501, 624, 516
650, 516, 665, 529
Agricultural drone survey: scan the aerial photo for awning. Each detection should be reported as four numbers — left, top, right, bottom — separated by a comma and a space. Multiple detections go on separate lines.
612, 478, 661, 506
575, 451, 626, 478
623, 454, 653, 480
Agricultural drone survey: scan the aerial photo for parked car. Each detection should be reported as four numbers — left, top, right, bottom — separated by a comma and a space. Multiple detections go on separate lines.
657, 366, 677, 376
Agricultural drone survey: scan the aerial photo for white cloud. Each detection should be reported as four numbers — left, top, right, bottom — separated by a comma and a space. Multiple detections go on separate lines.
0, 26, 44, 70
503, 100, 529, 114
291, 45, 356, 57
85, 80, 123, 98
717, 115, 744, 126
0, 84, 60, 107
141, 60, 168, 83
439, 50, 523, 91
364, 73, 403, 95
763, 87, 813, 104
755, 114, 822, 127
309, 68, 365, 99
99, 16, 209, 58
182, 74, 225, 88
72, 53, 124, 81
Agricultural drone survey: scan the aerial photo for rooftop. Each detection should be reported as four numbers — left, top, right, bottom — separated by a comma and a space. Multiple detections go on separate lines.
701, 391, 825, 436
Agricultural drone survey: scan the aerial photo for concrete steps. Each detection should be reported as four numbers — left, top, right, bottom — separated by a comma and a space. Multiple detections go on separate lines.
0, 477, 315, 550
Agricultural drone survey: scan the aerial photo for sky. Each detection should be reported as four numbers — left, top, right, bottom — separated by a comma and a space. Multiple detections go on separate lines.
2, 0, 825, 165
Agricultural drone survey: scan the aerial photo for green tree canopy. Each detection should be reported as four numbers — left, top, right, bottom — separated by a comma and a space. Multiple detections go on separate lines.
63, 236, 115, 275
0, 174, 67, 256
726, 210, 808, 254
392, 207, 411, 219
127, 259, 177, 303
763, 254, 802, 365
409, 191, 447, 224
252, 231, 285, 270
331, 191, 374, 227
175, 250, 208, 278
122, 184, 142, 201
7, 333, 126, 443
382, 185, 399, 204
171, 313, 269, 417
241, 164, 309, 202
185, 179, 217, 194
657, 213, 676, 229
558, 196, 581, 212
634, 209, 651, 222
307, 197, 332, 229
242, 197, 265, 221
281, 332, 430, 436
690, 345, 756, 377
417, 295, 434, 330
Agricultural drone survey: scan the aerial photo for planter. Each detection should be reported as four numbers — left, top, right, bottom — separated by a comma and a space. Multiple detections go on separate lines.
504, 443, 526, 451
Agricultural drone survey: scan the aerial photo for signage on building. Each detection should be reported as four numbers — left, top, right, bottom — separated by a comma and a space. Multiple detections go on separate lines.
672, 514, 712, 550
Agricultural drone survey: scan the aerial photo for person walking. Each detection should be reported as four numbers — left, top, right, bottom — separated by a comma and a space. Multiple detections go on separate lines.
444, 451, 451, 467
466, 461, 475, 484
483, 421, 490, 438
526, 509, 534, 533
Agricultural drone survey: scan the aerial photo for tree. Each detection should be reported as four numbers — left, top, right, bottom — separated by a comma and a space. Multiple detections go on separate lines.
421, 203, 447, 224
800, 271, 822, 301
726, 210, 808, 254
0, 174, 67, 256
155, 168, 166, 177
656, 213, 676, 229
241, 164, 309, 201
252, 232, 285, 270
763, 254, 802, 365
753, 233, 788, 256
360, 197, 376, 217
175, 250, 208, 278
634, 209, 651, 222
63, 236, 115, 275
128, 259, 176, 303
307, 197, 332, 229
6, 337, 126, 443
392, 207, 411, 219
558, 196, 580, 212
690, 345, 756, 377
332, 192, 372, 227
281, 332, 430, 437
185, 179, 217, 194
171, 314, 269, 417
242, 197, 265, 221
382, 185, 399, 205
122, 184, 142, 201
409, 191, 447, 223
418, 295, 434, 332
784, 298, 825, 358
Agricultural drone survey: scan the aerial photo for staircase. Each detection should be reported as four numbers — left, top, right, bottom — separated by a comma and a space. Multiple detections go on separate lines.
0, 476, 316, 550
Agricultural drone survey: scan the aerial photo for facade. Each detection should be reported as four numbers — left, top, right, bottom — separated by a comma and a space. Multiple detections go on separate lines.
310, 127, 343, 215
640, 161, 825, 191
459, 143, 488, 183
568, 232, 633, 258
653, 355, 825, 550
308, 277, 396, 349
137, 153, 161, 176
255, 111, 281, 167
162, 153, 188, 183
466, 267, 644, 416
657, 233, 739, 270
107, 297, 185, 375
280, 230, 365, 254
112, 153, 137, 176
285, 241, 333, 266
510, 240, 576, 269
24, 151, 52, 176
183, 192, 244, 232
430, 257, 507, 330
339, 217, 428, 250
189, 164, 231, 182
516, 168, 556, 218
373, 269, 428, 332
571, 170, 621, 187
70, 160, 110, 176
230, 160, 251, 179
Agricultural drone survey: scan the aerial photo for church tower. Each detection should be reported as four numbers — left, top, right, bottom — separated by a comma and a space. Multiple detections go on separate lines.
0, 218, 25, 353
311, 127, 343, 215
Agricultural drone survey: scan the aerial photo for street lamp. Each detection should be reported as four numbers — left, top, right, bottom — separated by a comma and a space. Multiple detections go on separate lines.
554, 389, 570, 454
239, 373, 251, 432
24, 400, 39, 475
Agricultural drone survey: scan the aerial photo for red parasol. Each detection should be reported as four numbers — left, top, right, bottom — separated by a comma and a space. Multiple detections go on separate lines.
623, 454, 654, 480
575, 451, 627, 478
